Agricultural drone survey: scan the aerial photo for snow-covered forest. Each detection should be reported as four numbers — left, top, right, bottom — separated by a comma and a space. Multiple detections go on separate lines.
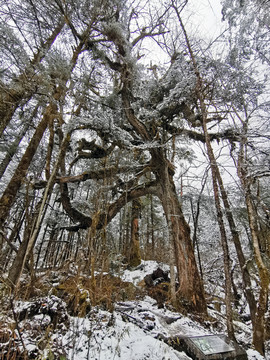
0, 0, 269, 358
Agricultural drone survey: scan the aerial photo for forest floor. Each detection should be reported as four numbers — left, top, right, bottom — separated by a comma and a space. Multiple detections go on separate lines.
0, 260, 269, 359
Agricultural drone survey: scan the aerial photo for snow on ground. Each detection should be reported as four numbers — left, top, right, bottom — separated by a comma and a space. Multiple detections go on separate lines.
114, 297, 208, 339
121, 259, 170, 285
61, 310, 191, 360
247, 349, 266, 360
4, 260, 267, 359
16, 302, 266, 360
53, 295, 265, 360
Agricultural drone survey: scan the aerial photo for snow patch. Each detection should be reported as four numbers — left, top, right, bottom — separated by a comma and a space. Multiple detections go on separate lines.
62, 310, 191, 360
247, 349, 266, 360
121, 260, 170, 285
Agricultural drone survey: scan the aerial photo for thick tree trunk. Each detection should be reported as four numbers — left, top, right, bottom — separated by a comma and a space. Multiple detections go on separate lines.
116, 22, 206, 313
154, 152, 207, 314
164, 185, 206, 313
120, 71, 206, 313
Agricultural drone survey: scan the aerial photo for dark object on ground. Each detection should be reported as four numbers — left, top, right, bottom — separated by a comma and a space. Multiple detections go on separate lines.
163, 334, 248, 360
143, 267, 170, 308
144, 267, 170, 287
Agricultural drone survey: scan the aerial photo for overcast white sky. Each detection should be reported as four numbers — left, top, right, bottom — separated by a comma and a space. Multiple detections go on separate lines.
140, 0, 226, 65
184, 0, 224, 41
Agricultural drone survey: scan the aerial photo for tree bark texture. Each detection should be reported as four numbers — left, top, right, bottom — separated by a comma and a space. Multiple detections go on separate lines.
153, 151, 207, 314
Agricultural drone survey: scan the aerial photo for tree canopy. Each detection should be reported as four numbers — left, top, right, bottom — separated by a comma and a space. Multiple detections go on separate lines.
0, 0, 270, 355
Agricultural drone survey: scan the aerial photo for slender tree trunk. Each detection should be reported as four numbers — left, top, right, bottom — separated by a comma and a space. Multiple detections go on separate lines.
190, 197, 204, 281
119, 209, 124, 253
0, 104, 54, 226
173, 3, 235, 332
53, 230, 65, 268
7, 197, 42, 289
0, 104, 38, 179
246, 192, 269, 355
7, 133, 71, 290
190, 175, 207, 280
146, 207, 150, 256
124, 206, 130, 259
237, 125, 269, 355
150, 195, 155, 256
45, 118, 55, 180
215, 165, 257, 324
128, 198, 141, 267
212, 167, 236, 340
199, 92, 235, 339
0, 204, 25, 267
168, 217, 177, 307
199, 94, 235, 339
